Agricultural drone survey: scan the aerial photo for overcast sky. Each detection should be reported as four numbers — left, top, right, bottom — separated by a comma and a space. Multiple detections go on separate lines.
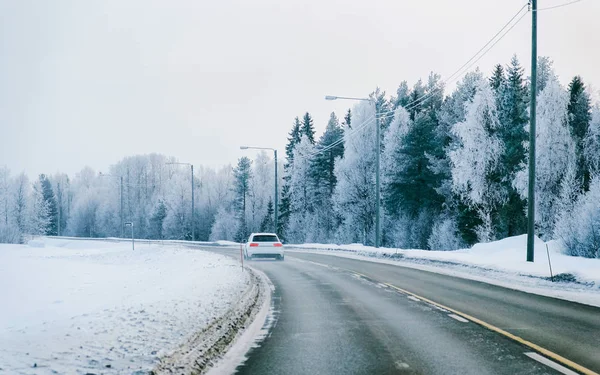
1, 0, 598, 178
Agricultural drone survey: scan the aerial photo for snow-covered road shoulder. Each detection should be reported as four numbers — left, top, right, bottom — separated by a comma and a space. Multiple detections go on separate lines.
287, 235, 600, 307
0, 238, 259, 374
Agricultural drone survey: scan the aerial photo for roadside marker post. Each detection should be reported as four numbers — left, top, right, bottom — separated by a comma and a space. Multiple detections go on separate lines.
546, 244, 554, 282
240, 242, 244, 271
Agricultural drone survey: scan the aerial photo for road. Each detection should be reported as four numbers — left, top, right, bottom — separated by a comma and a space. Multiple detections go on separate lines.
212, 249, 600, 375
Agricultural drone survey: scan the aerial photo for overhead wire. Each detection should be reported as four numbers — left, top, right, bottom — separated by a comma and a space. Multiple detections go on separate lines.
306, 3, 532, 159
537, 0, 584, 11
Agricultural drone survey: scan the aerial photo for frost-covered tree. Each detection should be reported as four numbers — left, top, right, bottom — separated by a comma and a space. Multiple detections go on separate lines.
383, 76, 445, 248
333, 101, 377, 244
279, 117, 303, 237
11, 173, 30, 235
0, 168, 21, 243
209, 206, 238, 241
287, 135, 315, 243
29, 180, 50, 235
306, 112, 345, 242
449, 78, 504, 242
260, 199, 275, 232
427, 217, 465, 251
583, 105, 600, 175
39, 174, 58, 235
514, 77, 576, 239
555, 176, 600, 258
496, 55, 528, 237
232, 157, 252, 241
567, 76, 592, 191
301, 112, 316, 144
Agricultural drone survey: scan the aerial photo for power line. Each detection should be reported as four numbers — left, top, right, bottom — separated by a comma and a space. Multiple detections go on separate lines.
537, 0, 584, 11
401, 4, 530, 113
309, 4, 530, 159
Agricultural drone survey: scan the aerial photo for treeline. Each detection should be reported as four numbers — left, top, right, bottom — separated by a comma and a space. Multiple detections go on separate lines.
0, 154, 276, 243
2, 56, 599, 258
217, 56, 600, 258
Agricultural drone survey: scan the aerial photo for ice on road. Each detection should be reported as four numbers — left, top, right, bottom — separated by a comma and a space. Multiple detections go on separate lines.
0, 238, 248, 374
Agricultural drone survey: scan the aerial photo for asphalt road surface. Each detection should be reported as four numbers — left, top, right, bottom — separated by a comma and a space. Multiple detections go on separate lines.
212, 248, 600, 375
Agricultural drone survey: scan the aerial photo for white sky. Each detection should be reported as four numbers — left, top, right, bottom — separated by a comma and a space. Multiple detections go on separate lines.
1, 0, 599, 178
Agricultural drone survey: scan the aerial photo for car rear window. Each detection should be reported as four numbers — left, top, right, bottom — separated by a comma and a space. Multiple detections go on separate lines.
252, 235, 279, 242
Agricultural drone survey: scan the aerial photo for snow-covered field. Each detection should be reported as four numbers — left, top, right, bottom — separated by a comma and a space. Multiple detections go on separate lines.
289, 235, 600, 307
0, 238, 249, 375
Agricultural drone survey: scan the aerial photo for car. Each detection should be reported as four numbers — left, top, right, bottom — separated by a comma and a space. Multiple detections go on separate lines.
244, 233, 284, 260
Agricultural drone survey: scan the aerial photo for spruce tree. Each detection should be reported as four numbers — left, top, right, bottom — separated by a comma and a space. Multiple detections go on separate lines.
301, 112, 316, 144
279, 117, 303, 237
567, 76, 592, 191
260, 198, 274, 232
496, 55, 528, 237
233, 157, 252, 241
39, 174, 58, 235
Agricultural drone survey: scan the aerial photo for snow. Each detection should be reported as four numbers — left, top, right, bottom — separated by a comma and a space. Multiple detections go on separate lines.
289, 235, 600, 307
0, 238, 249, 374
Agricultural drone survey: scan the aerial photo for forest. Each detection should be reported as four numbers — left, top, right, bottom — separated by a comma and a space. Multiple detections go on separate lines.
2, 56, 599, 258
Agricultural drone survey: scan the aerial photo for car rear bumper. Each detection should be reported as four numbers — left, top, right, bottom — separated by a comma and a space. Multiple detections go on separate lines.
247, 249, 284, 258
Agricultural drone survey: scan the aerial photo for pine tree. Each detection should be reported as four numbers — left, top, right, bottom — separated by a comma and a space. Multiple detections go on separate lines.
233, 157, 252, 241
343, 109, 352, 129
393, 81, 410, 109
149, 199, 167, 239
301, 112, 316, 144
285, 117, 302, 162
567, 76, 592, 191
311, 112, 344, 196
39, 174, 58, 235
287, 135, 315, 243
260, 198, 274, 232
382, 77, 445, 248
489, 64, 505, 93
279, 117, 303, 238
496, 55, 528, 237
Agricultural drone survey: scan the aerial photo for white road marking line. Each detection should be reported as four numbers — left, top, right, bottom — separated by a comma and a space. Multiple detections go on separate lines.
524, 352, 579, 375
377, 283, 388, 288
431, 304, 449, 313
448, 314, 469, 323
407, 296, 421, 302
394, 361, 410, 369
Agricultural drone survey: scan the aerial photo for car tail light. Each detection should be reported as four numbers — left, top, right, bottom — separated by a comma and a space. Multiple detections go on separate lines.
249, 243, 259, 247
273, 243, 282, 247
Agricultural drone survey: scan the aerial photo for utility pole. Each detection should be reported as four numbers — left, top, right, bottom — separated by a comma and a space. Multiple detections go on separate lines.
191, 164, 195, 242
527, 0, 537, 262
120, 176, 124, 238
274, 150, 278, 234
57, 182, 61, 236
374, 101, 380, 248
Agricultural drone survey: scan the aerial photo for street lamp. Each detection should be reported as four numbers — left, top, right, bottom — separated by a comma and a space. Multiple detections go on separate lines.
99, 172, 124, 238
325, 94, 381, 248
240, 146, 278, 234
166, 162, 195, 241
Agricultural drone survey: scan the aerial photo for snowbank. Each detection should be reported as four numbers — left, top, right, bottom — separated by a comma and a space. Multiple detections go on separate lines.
0, 238, 249, 374
290, 235, 600, 306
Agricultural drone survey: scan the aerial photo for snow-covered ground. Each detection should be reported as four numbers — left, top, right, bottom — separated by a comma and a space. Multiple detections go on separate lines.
0, 238, 249, 375
289, 235, 600, 307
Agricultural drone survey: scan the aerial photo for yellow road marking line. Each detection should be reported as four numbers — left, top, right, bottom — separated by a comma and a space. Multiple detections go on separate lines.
302, 256, 597, 375
383, 282, 598, 375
